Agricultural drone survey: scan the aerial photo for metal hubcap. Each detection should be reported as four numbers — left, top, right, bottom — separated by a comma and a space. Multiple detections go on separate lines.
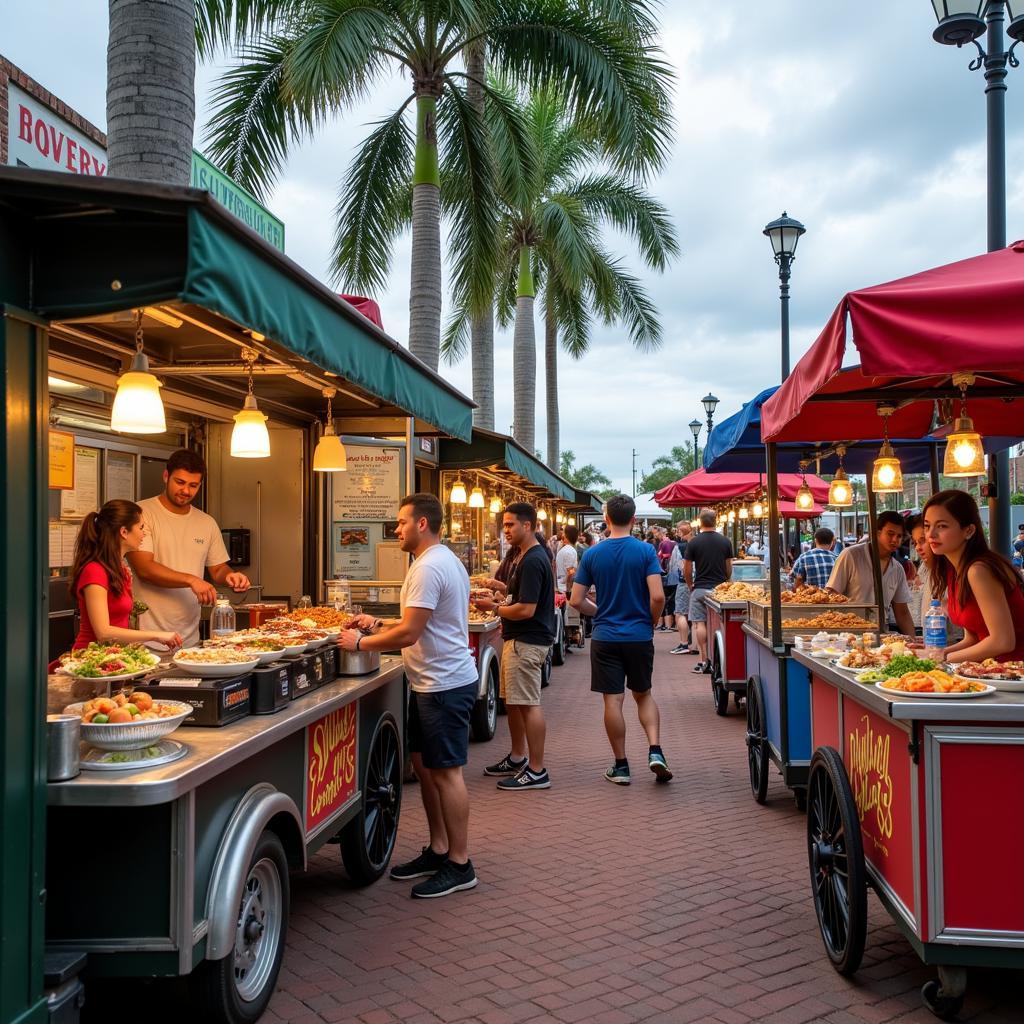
233, 858, 282, 1002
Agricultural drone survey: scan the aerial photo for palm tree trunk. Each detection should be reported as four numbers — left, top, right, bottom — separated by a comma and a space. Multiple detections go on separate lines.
106, 0, 195, 185
513, 246, 536, 451
409, 94, 442, 370
544, 302, 559, 470
464, 39, 494, 429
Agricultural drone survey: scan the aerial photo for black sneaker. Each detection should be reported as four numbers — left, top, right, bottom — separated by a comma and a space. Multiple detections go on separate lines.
410, 859, 478, 899
389, 845, 447, 880
483, 753, 527, 777
669, 643, 687, 655
648, 751, 673, 782
496, 767, 551, 791
692, 661, 708, 673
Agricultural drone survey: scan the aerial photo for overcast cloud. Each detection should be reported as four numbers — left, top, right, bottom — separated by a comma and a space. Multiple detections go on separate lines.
7, 1, 1024, 491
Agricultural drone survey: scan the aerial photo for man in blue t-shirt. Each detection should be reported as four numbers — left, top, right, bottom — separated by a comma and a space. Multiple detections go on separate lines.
571, 494, 672, 785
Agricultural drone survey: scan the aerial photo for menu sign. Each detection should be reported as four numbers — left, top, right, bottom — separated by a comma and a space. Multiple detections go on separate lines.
59, 446, 100, 518
305, 704, 358, 834
332, 446, 401, 522
48, 430, 75, 490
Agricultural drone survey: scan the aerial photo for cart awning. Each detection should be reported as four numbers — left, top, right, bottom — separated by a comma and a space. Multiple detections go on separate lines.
762, 242, 1024, 443
438, 429, 576, 501
573, 489, 606, 514
654, 468, 829, 506
0, 168, 474, 440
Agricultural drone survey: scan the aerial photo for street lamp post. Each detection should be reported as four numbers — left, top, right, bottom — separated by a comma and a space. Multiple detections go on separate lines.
929, 0, 1023, 554
689, 418, 702, 470
702, 393, 719, 443
763, 212, 807, 381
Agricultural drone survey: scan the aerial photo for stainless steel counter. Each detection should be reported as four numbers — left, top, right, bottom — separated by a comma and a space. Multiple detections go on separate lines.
705, 598, 750, 611
468, 620, 501, 634
792, 649, 1024, 723
48, 657, 406, 807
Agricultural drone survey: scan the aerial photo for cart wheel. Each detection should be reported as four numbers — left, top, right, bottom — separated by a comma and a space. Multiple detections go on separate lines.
552, 610, 567, 666
541, 646, 553, 688
470, 662, 499, 742
807, 747, 867, 976
745, 677, 770, 804
340, 714, 402, 885
711, 640, 729, 716
921, 967, 967, 1021
193, 830, 289, 1023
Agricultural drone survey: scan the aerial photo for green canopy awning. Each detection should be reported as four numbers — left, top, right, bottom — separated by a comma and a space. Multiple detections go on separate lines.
0, 168, 474, 440
439, 429, 575, 501
573, 489, 606, 514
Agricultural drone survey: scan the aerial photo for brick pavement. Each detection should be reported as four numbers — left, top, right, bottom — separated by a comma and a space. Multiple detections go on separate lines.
269, 634, 1021, 1023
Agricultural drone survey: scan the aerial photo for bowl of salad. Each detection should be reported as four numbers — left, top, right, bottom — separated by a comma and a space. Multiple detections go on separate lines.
58, 643, 160, 683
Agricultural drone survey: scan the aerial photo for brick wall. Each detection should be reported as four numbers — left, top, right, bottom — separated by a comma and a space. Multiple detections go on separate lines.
0, 55, 106, 165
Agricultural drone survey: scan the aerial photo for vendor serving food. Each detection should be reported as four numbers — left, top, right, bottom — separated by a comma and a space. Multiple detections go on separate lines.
127, 450, 250, 649
826, 511, 915, 637
922, 490, 1024, 664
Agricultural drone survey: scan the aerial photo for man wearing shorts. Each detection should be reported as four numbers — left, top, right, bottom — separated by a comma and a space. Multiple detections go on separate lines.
340, 493, 479, 898
570, 494, 672, 785
474, 502, 554, 791
683, 509, 734, 674
669, 521, 696, 655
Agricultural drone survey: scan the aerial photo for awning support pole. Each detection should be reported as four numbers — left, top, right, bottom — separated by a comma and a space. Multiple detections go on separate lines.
767, 442, 783, 651
929, 444, 941, 496
865, 483, 886, 632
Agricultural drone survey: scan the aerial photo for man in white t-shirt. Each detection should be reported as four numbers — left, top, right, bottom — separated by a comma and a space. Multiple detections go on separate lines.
340, 493, 479, 900
127, 449, 250, 648
555, 524, 579, 592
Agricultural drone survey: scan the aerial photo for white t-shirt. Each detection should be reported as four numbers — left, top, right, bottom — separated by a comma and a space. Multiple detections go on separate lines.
401, 544, 478, 694
134, 496, 231, 647
555, 544, 578, 592
826, 541, 912, 620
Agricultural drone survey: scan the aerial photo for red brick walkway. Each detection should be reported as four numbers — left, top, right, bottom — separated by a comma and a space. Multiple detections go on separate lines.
266, 634, 1021, 1024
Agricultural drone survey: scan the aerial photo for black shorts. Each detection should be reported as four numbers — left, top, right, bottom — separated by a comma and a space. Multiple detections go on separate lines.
590, 640, 655, 695
407, 681, 477, 769
663, 585, 677, 611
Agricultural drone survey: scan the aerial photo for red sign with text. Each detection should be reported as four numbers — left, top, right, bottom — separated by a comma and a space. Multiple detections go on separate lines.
305, 704, 358, 833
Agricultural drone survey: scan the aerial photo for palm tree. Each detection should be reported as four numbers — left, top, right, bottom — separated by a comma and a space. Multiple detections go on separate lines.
107, 0, 197, 184
444, 87, 678, 463
201, 0, 672, 371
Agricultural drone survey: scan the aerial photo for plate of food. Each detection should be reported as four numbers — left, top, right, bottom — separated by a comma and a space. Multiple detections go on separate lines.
833, 648, 890, 672
951, 660, 1024, 691
876, 670, 994, 698
65, 691, 193, 750
172, 647, 261, 677
205, 637, 286, 665
854, 668, 889, 685
58, 642, 160, 683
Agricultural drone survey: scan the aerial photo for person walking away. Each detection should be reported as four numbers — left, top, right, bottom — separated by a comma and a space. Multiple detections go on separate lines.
789, 527, 837, 590
556, 524, 579, 594
127, 449, 250, 648
657, 530, 677, 632
339, 494, 479, 898
474, 503, 554, 790
684, 510, 733, 674
570, 494, 671, 784
826, 511, 915, 636
668, 522, 695, 654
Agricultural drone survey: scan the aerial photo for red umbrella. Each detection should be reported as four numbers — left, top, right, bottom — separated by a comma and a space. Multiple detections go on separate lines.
762, 241, 1024, 442
653, 468, 829, 506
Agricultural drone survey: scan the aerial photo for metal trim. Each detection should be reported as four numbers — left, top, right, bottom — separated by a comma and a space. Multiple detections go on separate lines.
172, 792, 196, 973
866, 861, 918, 935
910, 726, 923, 942
45, 937, 176, 953
930, 927, 1024, 948
304, 789, 362, 845
477, 644, 498, 703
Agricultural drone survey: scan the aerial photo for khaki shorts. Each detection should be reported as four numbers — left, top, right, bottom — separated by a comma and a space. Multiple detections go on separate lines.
500, 639, 548, 706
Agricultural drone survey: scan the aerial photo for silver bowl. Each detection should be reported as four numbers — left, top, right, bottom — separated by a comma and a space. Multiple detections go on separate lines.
64, 701, 193, 751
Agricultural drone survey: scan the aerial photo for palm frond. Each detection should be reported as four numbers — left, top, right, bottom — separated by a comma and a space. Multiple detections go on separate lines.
546, 273, 592, 359
441, 297, 473, 364
536, 193, 595, 292
607, 261, 663, 352
195, 0, 300, 60
331, 101, 416, 292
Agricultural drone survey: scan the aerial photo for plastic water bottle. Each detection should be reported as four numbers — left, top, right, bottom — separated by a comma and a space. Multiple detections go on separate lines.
330, 576, 351, 613
211, 597, 236, 638
923, 600, 947, 662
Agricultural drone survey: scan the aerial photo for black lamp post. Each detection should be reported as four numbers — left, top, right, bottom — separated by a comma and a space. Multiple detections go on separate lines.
929, 0, 1023, 555
762, 212, 806, 381
689, 418, 702, 470
701, 393, 719, 442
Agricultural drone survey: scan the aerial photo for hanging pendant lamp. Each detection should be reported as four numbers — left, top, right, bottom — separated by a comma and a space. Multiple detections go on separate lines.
111, 309, 166, 434
943, 372, 986, 477
537, 506, 548, 522
738, 505, 749, 520
231, 351, 271, 458
489, 493, 503, 514
449, 478, 468, 504
468, 484, 485, 508
828, 447, 853, 507
752, 499, 765, 519
871, 406, 903, 493
795, 462, 815, 510
312, 388, 347, 472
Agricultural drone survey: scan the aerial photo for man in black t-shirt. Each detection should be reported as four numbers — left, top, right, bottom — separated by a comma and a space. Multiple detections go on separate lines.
473, 502, 554, 790
683, 510, 734, 674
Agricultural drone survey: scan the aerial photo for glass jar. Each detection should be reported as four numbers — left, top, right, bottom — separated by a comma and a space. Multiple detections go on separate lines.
297, 594, 313, 610
211, 597, 236, 638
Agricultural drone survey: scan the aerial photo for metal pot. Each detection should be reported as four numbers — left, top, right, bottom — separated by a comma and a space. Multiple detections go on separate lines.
336, 648, 381, 676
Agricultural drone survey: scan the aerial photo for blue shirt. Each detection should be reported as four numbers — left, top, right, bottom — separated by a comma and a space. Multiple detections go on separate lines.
790, 547, 837, 588
574, 536, 662, 642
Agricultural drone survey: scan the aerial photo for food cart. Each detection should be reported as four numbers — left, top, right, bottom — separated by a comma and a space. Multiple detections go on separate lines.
0, 168, 476, 1024
758, 242, 1024, 1015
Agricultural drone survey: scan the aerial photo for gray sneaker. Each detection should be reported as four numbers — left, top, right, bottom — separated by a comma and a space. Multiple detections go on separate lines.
496, 767, 551, 790
604, 764, 631, 785
410, 859, 478, 899
648, 751, 673, 782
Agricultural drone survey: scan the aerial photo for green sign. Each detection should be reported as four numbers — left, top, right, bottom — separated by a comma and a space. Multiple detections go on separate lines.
190, 150, 285, 252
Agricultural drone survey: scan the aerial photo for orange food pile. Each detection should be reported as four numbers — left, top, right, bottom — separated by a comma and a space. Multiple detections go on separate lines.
713, 582, 767, 601
880, 671, 985, 694
784, 613, 876, 630
71, 691, 180, 723
284, 607, 352, 629
780, 587, 848, 605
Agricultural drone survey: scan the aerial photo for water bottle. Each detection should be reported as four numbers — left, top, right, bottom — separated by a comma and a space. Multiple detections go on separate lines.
923, 600, 947, 663
331, 576, 351, 613
211, 597, 236, 638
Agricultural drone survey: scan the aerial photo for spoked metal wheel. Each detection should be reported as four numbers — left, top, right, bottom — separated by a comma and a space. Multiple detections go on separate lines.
807, 747, 867, 976
711, 634, 729, 716
470, 663, 498, 742
745, 677, 770, 804
341, 714, 402, 884
552, 610, 567, 665
234, 857, 283, 1002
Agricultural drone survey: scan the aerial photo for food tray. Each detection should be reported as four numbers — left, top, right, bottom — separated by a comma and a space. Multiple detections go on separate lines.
875, 681, 995, 699
172, 652, 260, 677
65, 700, 193, 750
744, 600, 880, 640
81, 738, 189, 771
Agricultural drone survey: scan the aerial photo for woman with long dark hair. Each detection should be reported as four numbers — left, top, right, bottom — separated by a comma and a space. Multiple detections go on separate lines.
69, 499, 183, 650
922, 490, 1024, 663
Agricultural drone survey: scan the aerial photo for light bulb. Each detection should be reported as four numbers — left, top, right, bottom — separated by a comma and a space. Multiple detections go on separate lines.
468, 486, 485, 508
727, 510, 736, 522
555, 511, 564, 524
537, 507, 548, 521
110, 351, 166, 434
230, 394, 270, 458
489, 496, 502, 514
567, 516, 576, 526
752, 501, 764, 518
877, 463, 895, 487
312, 431, 347, 472
738, 506, 749, 519
953, 439, 977, 468
450, 479, 467, 504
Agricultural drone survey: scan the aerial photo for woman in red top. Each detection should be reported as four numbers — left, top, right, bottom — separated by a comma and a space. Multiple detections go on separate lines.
69, 499, 182, 651
923, 490, 1024, 663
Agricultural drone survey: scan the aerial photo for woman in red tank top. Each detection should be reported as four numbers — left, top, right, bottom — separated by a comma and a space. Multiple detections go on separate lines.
923, 490, 1024, 663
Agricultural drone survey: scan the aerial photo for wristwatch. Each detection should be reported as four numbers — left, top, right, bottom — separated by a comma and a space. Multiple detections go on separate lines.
355, 635, 362, 651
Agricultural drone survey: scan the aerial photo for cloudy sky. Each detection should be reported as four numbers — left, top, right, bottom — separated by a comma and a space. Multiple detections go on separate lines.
8, 2, 1024, 492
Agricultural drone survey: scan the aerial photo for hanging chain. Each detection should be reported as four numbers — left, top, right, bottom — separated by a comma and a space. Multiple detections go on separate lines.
134, 309, 145, 354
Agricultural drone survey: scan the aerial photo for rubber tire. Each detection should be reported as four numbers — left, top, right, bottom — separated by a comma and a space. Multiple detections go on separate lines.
921, 979, 966, 1021
552, 610, 567, 666
540, 647, 553, 688
807, 746, 867, 977
192, 830, 289, 1024
711, 643, 729, 717
745, 677, 770, 805
470, 662, 498, 742
340, 715, 402, 885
